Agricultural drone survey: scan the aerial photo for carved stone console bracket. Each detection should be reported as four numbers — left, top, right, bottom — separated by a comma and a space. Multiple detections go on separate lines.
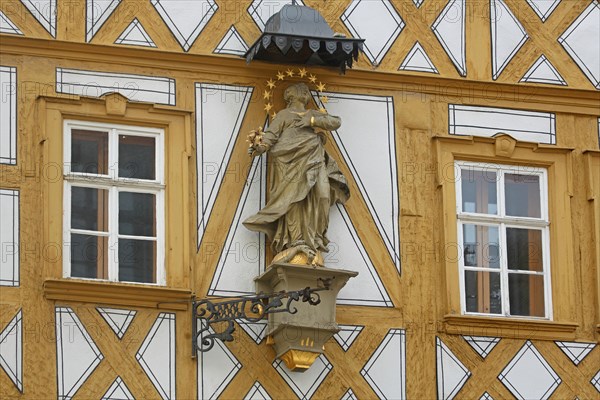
255, 263, 358, 371
192, 285, 326, 357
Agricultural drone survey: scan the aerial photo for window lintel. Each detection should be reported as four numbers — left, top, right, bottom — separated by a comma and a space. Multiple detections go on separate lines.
433, 134, 573, 193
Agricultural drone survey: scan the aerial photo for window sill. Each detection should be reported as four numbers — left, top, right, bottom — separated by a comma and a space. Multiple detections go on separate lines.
43, 279, 192, 311
442, 314, 578, 341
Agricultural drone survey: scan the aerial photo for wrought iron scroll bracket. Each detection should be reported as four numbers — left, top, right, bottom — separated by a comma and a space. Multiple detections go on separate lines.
191, 284, 330, 357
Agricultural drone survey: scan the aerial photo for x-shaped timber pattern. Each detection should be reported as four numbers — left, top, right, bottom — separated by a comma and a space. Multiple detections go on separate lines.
67, 307, 166, 399
441, 335, 599, 399
213, 306, 405, 399
1, 0, 596, 88
499, 0, 593, 87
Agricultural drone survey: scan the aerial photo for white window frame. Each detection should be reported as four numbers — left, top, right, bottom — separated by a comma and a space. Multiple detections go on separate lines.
63, 120, 165, 285
455, 160, 552, 320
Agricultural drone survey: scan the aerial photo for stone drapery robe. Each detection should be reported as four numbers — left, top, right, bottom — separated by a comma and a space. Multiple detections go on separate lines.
243, 108, 350, 254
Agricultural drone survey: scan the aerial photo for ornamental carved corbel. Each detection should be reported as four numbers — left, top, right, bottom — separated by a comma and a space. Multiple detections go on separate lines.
494, 133, 517, 158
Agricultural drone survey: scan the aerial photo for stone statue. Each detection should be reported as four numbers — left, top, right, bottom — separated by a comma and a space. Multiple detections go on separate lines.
243, 83, 350, 266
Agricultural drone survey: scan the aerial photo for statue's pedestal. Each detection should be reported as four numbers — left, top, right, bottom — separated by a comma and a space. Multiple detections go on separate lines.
255, 263, 357, 371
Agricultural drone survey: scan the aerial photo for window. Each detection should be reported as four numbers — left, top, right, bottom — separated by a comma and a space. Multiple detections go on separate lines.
63, 120, 165, 284
455, 161, 551, 318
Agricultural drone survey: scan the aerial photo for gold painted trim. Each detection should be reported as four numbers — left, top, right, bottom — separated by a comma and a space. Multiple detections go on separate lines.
44, 279, 193, 310
583, 150, 600, 201
433, 135, 575, 154
2, 36, 600, 115
434, 135, 577, 327
583, 150, 600, 328
432, 134, 574, 189
38, 94, 194, 295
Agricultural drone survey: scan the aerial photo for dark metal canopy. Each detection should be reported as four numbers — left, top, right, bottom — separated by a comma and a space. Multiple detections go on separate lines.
244, 4, 365, 73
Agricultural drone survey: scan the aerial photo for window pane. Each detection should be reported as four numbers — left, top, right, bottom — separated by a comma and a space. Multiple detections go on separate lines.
119, 239, 156, 283
460, 169, 497, 214
119, 135, 156, 180
71, 129, 108, 174
507, 228, 543, 272
70, 233, 108, 279
462, 224, 500, 269
119, 192, 156, 236
464, 270, 502, 314
505, 173, 541, 218
71, 187, 109, 232
509, 273, 545, 317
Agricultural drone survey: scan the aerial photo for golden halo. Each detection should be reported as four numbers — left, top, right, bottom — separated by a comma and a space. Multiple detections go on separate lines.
262, 67, 330, 120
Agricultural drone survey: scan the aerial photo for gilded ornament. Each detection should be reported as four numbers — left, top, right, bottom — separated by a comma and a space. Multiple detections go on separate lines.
246, 127, 265, 156
280, 349, 321, 371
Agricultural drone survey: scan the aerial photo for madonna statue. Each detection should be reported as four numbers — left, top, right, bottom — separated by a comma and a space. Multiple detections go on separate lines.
243, 83, 350, 266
